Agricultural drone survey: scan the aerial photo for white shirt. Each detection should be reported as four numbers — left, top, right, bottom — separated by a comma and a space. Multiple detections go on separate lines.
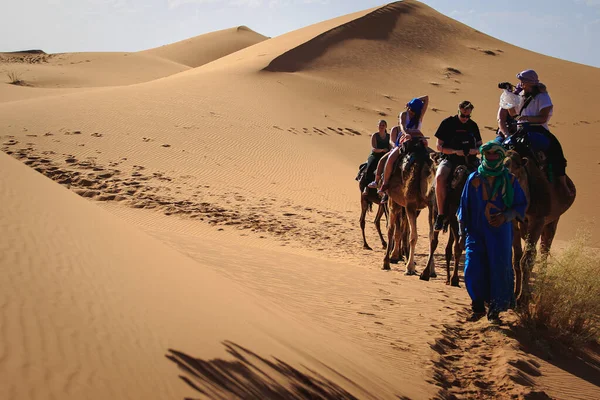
520, 92, 553, 130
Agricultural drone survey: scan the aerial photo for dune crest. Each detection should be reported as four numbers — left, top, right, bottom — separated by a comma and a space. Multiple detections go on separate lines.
142, 25, 268, 68
264, 0, 469, 73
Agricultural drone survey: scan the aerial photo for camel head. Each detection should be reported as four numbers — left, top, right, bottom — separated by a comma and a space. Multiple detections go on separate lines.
504, 150, 528, 182
450, 165, 470, 190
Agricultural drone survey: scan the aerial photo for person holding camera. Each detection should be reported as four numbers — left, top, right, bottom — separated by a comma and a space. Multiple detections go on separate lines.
496, 81, 520, 141
500, 70, 572, 197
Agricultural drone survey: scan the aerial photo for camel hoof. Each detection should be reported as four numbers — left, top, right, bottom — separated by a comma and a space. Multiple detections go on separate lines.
390, 258, 400, 264
381, 242, 387, 249
451, 281, 460, 287
430, 272, 437, 278
419, 274, 430, 281
382, 264, 391, 271
405, 270, 417, 276
363, 245, 373, 251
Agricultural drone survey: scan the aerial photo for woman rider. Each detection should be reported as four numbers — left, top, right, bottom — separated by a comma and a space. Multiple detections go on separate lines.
508, 69, 572, 197
360, 120, 391, 195
368, 95, 429, 192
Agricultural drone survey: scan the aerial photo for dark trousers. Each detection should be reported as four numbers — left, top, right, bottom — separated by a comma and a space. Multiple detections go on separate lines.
360, 153, 383, 188
520, 126, 567, 177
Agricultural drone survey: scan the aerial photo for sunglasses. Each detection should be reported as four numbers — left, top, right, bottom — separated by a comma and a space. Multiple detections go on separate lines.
458, 112, 471, 119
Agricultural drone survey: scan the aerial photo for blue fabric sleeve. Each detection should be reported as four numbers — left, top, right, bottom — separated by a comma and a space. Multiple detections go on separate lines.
458, 173, 473, 234
511, 176, 528, 222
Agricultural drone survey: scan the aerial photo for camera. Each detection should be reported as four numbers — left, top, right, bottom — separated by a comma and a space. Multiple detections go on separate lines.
498, 81, 514, 90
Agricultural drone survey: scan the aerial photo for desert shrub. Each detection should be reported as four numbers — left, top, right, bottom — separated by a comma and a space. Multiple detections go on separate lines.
518, 231, 600, 346
7, 70, 24, 85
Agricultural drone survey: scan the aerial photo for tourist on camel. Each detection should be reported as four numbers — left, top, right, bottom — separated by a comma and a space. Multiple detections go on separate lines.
433, 100, 482, 232
458, 141, 527, 323
359, 120, 391, 195
373, 95, 429, 192
504, 69, 572, 197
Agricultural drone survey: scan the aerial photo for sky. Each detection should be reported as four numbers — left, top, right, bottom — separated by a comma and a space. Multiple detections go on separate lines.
1, 0, 599, 67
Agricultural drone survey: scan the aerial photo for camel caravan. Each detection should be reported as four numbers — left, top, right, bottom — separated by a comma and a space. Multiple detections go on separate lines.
356, 69, 575, 318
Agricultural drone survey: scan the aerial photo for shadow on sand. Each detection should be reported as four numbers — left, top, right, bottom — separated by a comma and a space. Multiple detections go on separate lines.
166, 341, 405, 400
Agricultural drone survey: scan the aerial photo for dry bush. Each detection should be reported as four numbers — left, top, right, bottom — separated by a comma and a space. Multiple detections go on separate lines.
6, 70, 24, 85
518, 231, 600, 346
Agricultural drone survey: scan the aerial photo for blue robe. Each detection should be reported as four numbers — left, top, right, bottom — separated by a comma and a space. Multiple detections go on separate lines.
457, 171, 527, 316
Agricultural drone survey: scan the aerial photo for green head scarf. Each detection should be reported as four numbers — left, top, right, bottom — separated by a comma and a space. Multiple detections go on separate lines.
478, 141, 514, 208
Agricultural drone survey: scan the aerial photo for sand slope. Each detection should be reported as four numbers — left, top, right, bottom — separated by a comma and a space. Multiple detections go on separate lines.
1, 1, 599, 399
1, 1, 597, 240
0, 26, 267, 99
141, 26, 268, 68
0, 151, 422, 400
0, 51, 189, 89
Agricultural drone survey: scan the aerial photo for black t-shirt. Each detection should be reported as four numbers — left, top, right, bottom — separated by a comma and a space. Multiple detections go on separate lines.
435, 115, 481, 162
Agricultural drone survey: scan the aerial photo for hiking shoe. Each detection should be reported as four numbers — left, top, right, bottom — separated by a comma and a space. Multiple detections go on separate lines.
367, 180, 379, 189
434, 214, 445, 232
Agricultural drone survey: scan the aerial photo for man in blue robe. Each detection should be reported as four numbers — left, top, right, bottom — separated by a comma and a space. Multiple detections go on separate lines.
458, 141, 527, 322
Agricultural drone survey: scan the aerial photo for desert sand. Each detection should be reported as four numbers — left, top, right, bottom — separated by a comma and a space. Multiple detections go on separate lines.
1, 1, 599, 399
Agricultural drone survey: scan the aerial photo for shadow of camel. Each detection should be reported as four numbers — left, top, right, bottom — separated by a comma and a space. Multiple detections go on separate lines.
166, 341, 407, 400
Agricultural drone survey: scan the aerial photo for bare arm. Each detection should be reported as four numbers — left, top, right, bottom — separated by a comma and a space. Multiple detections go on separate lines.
497, 107, 509, 138
417, 95, 429, 120
436, 139, 459, 155
517, 106, 553, 124
390, 126, 400, 148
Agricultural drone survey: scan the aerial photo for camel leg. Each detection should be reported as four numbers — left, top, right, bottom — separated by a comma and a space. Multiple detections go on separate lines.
405, 206, 419, 275
382, 202, 399, 270
390, 210, 403, 263
450, 221, 462, 287
518, 220, 545, 306
540, 218, 559, 262
445, 231, 453, 285
420, 203, 437, 281
374, 203, 387, 249
360, 194, 372, 250
401, 208, 410, 261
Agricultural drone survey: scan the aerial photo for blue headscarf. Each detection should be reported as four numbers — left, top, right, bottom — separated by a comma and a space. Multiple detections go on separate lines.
406, 98, 424, 129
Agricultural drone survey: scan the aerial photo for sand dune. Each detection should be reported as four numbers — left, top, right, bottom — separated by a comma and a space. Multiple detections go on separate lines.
1, 0, 597, 239
0, 50, 189, 89
141, 26, 268, 68
1, 1, 599, 399
0, 26, 267, 97
0, 151, 419, 400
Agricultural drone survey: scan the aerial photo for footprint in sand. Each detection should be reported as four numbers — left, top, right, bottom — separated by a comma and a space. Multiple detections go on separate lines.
91, 132, 103, 137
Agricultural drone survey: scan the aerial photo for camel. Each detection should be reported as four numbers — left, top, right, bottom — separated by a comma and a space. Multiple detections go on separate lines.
420, 162, 477, 285
504, 150, 576, 304
359, 182, 388, 250
382, 138, 435, 273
